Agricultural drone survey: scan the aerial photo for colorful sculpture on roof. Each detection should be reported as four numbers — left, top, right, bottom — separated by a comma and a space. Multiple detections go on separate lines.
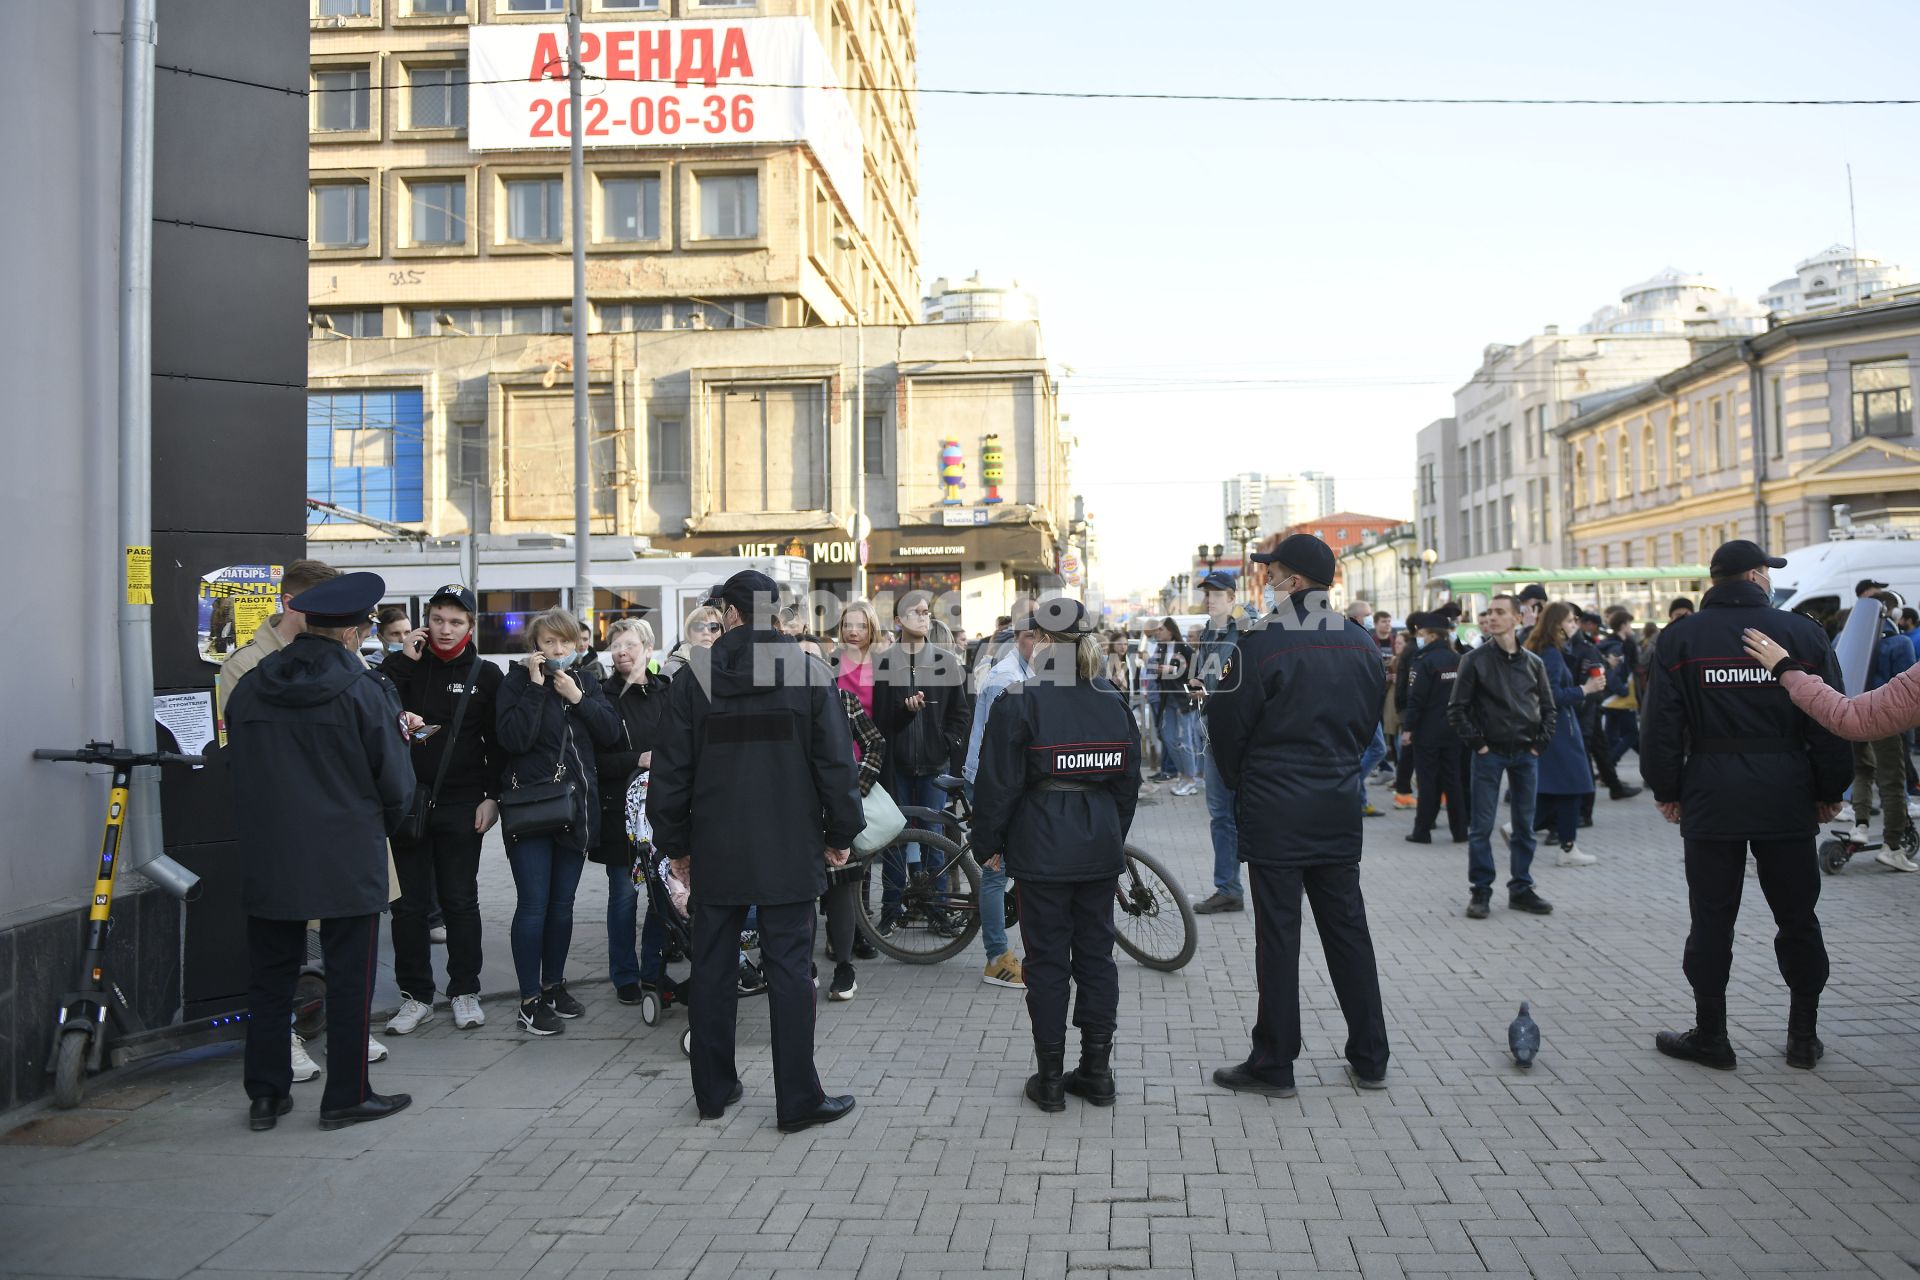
979, 433, 1005, 504
938, 440, 966, 506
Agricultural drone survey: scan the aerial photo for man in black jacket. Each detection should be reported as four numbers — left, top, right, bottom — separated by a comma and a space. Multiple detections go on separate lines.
379, 584, 501, 1036
226, 572, 416, 1132
1401, 613, 1468, 844
1641, 540, 1852, 1071
1447, 595, 1556, 920
648, 570, 866, 1132
1566, 609, 1640, 808
1206, 535, 1391, 1096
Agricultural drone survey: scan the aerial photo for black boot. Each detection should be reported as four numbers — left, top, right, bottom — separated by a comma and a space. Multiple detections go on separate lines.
1063, 1030, 1116, 1107
1786, 992, 1824, 1070
1025, 1041, 1066, 1113
1655, 994, 1736, 1070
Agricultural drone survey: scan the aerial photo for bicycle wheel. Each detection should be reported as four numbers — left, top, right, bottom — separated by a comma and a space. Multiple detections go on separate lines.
1113, 845, 1197, 972
854, 828, 981, 964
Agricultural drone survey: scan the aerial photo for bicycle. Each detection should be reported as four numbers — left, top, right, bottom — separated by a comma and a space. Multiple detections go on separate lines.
854, 774, 1197, 972
33, 741, 221, 1108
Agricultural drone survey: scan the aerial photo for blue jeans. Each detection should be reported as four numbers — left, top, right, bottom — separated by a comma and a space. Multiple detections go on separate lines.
604, 859, 639, 987
1356, 724, 1387, 800
1157, 702, 1196, 776
1467, 750, 1539, 894
1200, 737, 1242, 898
504, 835, 586, 999
883, 772, 946, 918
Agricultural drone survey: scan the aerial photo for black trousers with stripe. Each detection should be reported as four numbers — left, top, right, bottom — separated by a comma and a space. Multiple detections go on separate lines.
689, 899, 824, 1123
244, 913, 378, 1113
1245, 863, 1390, 1083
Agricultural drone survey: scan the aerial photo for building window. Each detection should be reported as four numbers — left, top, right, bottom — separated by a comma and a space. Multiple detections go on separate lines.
599, 302, 664, 332
311, 181, 370, 249
1771, 515, 1787, 550
1455, 446, 1467, 495
411, 0, 465, 12
409, 64, 467, 129
1671, 532, 1684, 564
1851, 359, 1913, 438
314, 0, 371, 16
307, 391, 424, 523
312, 67, 370, 132
602, 176, 661, 242
411, 305, 567, 335
1710, 397, 1725, 470
1522, 407, 1535, 462
1617, 431, 1632, 497
602, 0, 661, 8
1596, 443, 1609, 502
715, 384, 826, 511
863, 413, 885, 475
675, 299, 767, 330
505, 0, 563, 10
648, 417, 687, 483
1499, 424, 1513, 480
310, 308, 382, 337
1671, 419, 1687, 481
407, 179, 466, 245
1469, 439, 1483, 492
1646, 537, 1658, 566
1642, 424, 1656, 490
697, 173, 758, 239
1574, 449, 1588, 508
448, 413, 487, 489
1770, 377, 1784, 458
1502, 496, 1515, 550
504, 177, 564, 244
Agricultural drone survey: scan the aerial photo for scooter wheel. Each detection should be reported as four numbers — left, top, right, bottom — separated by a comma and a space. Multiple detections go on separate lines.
680, 1028, 692, 1058
641, 990, 661, 1027
1819, 840, 1849, 875
292, 970, 327, 1039
52, 1026, 92, 1110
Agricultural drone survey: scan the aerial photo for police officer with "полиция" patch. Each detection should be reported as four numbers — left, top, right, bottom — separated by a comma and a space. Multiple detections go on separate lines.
971, 597, 1143, 1114
1640, 539, 1853, 1074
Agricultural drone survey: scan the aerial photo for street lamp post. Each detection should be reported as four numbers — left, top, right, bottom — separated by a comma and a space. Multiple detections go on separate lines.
1225, 511, 1258, 603
833, 232, 866, 600
1196, 544, 1221, 575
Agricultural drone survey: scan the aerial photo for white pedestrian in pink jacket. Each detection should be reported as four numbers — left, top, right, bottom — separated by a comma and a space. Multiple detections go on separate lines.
1744, 628, 1920, 740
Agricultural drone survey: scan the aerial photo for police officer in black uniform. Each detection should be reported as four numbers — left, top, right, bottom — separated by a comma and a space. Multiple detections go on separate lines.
1401, 611, 1468, 844
1641, 539, 1853, 1071
225, 572, 417, 1131
972, 597, 1143, 1112
1207, 534, 1391, 1096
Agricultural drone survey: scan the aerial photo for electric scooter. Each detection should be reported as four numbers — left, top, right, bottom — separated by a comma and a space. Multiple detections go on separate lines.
32, 742, 244, 1108
1818, 822, 1920, 875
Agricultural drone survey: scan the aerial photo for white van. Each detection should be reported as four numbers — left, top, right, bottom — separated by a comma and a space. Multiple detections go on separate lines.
1771, 530, 1920, 618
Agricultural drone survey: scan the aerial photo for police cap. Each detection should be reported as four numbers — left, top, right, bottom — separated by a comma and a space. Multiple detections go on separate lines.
1196, 571, 1235, 595
1249, 533, 1335, 586
288, 571, 387, 629
1709, 538, 1787, 577
1031, 596, 1093, 637
1516, 583, 1550, 604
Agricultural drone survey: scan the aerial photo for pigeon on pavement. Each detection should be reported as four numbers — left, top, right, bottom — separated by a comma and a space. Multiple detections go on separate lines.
1509, 1002, 1540, 1068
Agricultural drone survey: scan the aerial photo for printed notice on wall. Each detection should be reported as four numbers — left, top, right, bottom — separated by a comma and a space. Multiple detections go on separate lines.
153, 691, 215, 769
126, 545, 153, 605
198, 564, 283, 665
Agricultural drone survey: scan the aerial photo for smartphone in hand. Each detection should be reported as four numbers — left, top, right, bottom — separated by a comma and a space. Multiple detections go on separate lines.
410, 723, 444, 743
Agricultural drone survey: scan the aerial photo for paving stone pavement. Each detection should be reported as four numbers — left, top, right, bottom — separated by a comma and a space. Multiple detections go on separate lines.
3, 761, 1918, 1280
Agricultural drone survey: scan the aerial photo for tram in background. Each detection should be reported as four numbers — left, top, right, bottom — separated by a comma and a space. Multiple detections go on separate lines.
1424, 566, 1712, 643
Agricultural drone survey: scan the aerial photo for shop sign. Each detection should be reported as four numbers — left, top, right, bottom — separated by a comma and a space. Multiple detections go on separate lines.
734, 538, 860, 565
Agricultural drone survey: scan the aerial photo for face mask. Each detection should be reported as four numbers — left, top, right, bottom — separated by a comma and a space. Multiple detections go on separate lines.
1261, 585, 1277, 612
385, 641, 405, 653
545, 652, 578, 672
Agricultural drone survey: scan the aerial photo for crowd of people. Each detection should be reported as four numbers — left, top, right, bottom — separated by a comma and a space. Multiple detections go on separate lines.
214, 531, 1920, 1132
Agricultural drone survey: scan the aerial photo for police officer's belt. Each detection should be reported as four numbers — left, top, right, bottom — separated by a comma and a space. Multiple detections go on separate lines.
1692, 737, 1800, 754
1035, 777, 1106, 793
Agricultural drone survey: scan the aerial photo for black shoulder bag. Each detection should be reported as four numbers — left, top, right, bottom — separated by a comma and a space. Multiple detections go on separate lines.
397, 651, 482, 843
498, 719, 577, 843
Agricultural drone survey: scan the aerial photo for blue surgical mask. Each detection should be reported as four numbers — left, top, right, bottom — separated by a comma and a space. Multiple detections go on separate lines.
385, 641, 405, 653
545, 652, 578, 673
1261, 585, 1277, 613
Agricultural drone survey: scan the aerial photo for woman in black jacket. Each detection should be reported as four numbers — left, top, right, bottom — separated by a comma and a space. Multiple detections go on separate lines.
494, 607, 621, 1036
593, 618, 672, 1006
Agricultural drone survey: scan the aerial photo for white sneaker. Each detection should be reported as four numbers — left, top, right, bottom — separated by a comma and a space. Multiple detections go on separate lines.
1500, 820, 1513, 839
367, 1035, 389, 1063
385, 995, 435, 1036
1836, 804, 1856, 825
1852, 824, 1872, 845
1172, 779, 1199, 797
290, 1033, 320, 1083
1556, 844, 1598, 867
451, 994, 485, 1029
1874, 847, 1920, 872
429, 925, 448, 944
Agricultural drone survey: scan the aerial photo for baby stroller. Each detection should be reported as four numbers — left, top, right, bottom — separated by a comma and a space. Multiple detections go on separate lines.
626, 773, 766, 1059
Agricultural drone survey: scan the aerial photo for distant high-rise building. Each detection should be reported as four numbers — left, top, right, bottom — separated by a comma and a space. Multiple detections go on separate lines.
1252, 471, 1335, 539
1760, 246, 1909, 317
922, 272, 1040, 323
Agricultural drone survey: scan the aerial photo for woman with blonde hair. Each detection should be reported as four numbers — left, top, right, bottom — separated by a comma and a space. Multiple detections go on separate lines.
493, 607, 622, 1035
594, 617, 671, 1005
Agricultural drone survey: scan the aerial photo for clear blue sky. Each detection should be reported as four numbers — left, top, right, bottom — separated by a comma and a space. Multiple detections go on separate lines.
912, 0, 1920, 599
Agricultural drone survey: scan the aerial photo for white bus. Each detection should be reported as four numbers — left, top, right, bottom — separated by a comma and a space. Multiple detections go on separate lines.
317, 534, 810, 662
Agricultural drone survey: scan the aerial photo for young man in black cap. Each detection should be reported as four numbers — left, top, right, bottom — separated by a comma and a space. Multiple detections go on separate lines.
380, 583, 502, 1035
1190, 571, 1246, 913
1207, 534, 1391, 1095
647, 570, 865, 1132
225, 572, 417, 1131
1641, 540, 1852, 1070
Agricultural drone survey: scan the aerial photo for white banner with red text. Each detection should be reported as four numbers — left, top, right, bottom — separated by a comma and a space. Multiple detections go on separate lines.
468, 17, 865, 230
